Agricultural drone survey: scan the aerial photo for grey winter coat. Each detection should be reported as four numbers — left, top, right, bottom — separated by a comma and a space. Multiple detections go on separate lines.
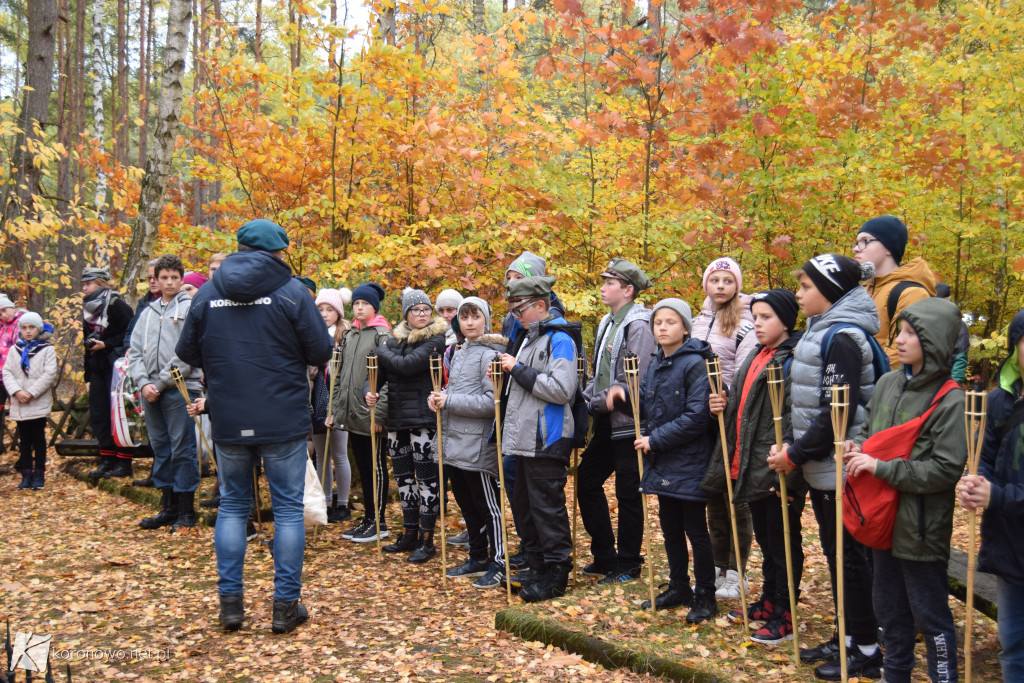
127, 291, 202, 394
503, 315, 579, 463
331, 320, 391, 436
584, 305, 657, 435
789, 286, 879, 489
440, 334, 507, 477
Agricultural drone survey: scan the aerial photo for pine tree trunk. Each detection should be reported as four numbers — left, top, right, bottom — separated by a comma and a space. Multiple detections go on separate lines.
91, 0, 106, 210
120, 0, 192, 297
0, 0, 57, 308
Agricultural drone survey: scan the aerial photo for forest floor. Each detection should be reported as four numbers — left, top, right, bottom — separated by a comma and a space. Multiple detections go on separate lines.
0, 453, 1003, 682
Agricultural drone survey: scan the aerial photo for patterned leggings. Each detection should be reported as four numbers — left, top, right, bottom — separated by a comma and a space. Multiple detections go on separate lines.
387, 428, 439, 532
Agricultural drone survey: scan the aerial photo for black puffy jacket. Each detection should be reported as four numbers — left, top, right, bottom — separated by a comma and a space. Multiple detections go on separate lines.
176, 250, 333, 445
376, 318, 447, 431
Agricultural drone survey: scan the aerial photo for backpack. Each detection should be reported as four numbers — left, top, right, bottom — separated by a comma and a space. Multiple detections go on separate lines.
886, 281, 927, 343
842, 379, 959, 550
543, 323, 590, 449
820, 322, 891, 401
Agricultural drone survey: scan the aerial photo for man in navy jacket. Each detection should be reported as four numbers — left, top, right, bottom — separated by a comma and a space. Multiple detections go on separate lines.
176, 219, 333, 634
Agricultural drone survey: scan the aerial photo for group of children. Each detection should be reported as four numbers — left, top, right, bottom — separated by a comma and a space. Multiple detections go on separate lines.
5, 222, 1024, 681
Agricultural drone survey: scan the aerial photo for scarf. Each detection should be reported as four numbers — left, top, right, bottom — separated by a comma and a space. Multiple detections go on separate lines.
16, 336, 51, 374
83, 287, 121, 333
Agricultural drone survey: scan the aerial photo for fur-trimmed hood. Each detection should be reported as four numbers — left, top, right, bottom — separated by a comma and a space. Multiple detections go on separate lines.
392, 317, 448, 344
467, 333, 509, 348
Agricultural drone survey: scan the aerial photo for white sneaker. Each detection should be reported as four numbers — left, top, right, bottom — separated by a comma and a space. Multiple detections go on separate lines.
715, 569, 749, 600
714, 566, 725, 590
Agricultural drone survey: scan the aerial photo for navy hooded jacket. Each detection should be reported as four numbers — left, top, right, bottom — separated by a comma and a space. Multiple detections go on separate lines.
176, 250, 333, 445
978, 309, 1024, 585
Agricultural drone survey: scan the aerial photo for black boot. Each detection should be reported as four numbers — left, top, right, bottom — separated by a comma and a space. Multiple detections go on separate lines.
110, 458, 133, 478
686, 586, 718, 624
271, 599, 309, 634
520, 564, 570, 603
17, 470, 32, 489
407, 530, 437, 563
384, 528, 419, 553
171, 491, 198, 531
133, 475, 155, 487
88, 457, 115, 479
641, 584, 694, 611
31, 469, 44, 490
219, 594, 244, 631
140, 489, 178, 529
200, 493, 221, 508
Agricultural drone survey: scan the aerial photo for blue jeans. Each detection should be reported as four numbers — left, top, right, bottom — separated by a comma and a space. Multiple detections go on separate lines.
144, 389, 199, 493
998, 577, 1024, 681
215, 439, 306, 602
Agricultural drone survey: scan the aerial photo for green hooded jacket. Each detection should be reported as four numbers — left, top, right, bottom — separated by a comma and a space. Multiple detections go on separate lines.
853, 297, 966, 563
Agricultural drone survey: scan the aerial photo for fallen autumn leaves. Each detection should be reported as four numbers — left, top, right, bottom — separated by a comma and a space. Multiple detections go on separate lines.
0, 456, 1004, 682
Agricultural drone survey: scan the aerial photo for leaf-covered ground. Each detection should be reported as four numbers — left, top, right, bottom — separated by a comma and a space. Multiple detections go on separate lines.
1, 454, 1003, 682
0, 458, 652, 683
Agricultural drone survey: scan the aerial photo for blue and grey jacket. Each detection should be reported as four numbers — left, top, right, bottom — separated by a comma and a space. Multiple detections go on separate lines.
502, 315, 579, 463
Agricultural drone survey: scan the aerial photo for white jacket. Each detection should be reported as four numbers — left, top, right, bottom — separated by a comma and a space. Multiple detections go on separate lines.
2, 343, 57, 421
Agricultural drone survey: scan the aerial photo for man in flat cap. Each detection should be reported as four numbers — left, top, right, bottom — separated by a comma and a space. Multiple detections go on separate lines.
177, 219, 333, 634
578, 258, 657, 584
499, 275, 581, 602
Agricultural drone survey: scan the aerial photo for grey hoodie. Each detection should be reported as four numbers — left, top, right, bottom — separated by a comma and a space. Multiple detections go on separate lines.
128, 291, 202, 393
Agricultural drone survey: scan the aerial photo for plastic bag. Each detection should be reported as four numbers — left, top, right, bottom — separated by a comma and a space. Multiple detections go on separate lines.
303, 457, 328, 529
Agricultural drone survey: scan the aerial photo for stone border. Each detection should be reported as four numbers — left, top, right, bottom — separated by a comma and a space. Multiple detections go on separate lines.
495, 606, 719, 682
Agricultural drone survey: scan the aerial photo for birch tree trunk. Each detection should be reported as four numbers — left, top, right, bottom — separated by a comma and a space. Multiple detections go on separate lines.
91, 0, 107, 210
472, 0, 485, 35
120, 0, 192, 296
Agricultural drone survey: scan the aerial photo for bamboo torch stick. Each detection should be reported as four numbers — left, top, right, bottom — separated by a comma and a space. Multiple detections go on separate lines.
964, 389, 987, 683
767, 361, 799, 664
314, 347, 342, 541
830, 383, 850, 683
571, 355, 587, 586
489, 354, 513, 605
170, 365, 217, 505
706, 356, 749, 635
367, 352, 383, 556
430, 353, 447, 583
623, 351, 657, 614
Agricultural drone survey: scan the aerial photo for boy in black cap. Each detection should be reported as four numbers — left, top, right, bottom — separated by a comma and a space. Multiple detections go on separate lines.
767, 255, 883, 680
578, 258, 657, 584
499, 275, 581, 601
704, 288, 806, 644
852, 215, 937, 367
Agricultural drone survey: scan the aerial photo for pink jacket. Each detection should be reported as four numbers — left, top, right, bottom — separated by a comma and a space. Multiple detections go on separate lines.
0, 310, 25, 381
690, 293, 758, 389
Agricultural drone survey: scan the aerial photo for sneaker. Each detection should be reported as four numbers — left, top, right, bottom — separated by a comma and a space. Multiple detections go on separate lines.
507, 550, 529, 571
447, 559, 489, 579
473, 564, 507, 589
350, 522, 389, 543
582, 561, 617, 578
685, 587, 718, 624
714, 566, 725, 590
342, 518, 371, 540
801, 634, 841, 663
715, 569, 748, 600
750, 612, 793, 645
446, 530, 470, 547
813, 646, 883, 681
328, 505, 352, 523
509, 568, 544, 590
729, 597, 774, 624
246, 521, 258, 543
597, 565, 642, 585
640, 585, 693, 611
